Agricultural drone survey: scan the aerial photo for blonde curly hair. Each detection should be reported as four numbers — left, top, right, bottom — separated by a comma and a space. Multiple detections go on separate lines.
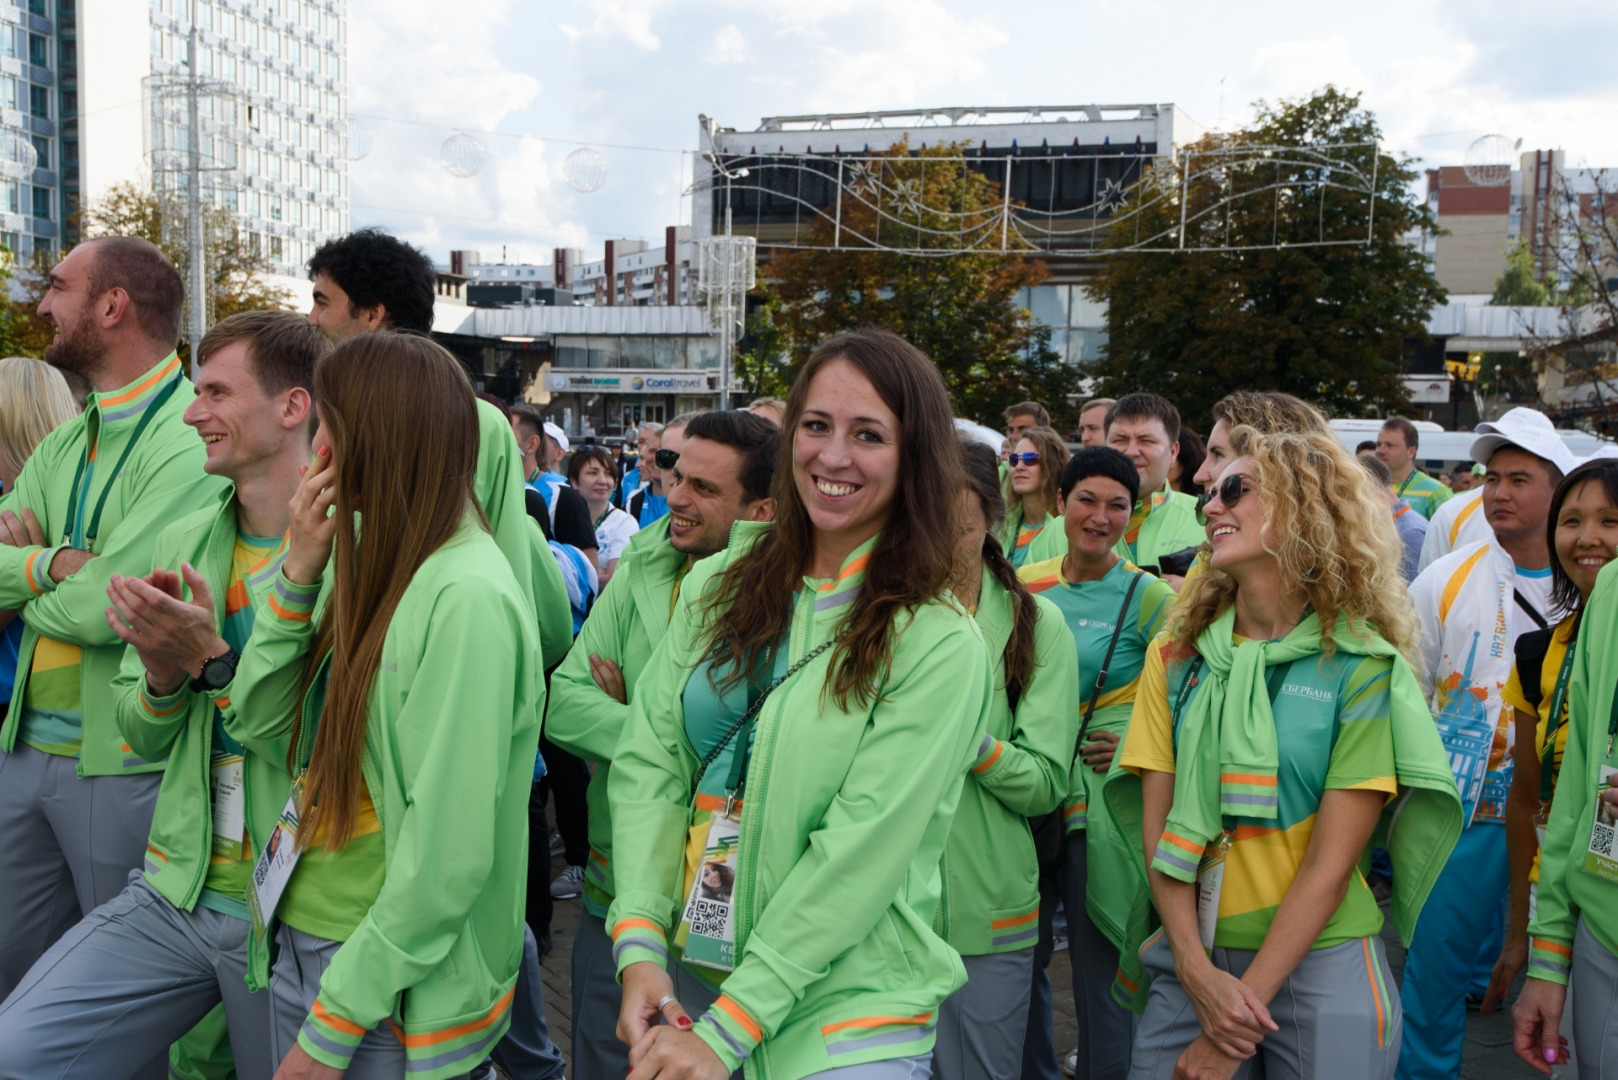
1171, 424, 1419, 664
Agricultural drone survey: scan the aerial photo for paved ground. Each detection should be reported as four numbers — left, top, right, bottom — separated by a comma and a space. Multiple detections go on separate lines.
529, 838, 1546, 1079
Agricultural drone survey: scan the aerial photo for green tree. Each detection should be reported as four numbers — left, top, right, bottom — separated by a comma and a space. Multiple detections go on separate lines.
765, 140, 1081, 430
1081, 86, 1446, 430
732, 285, 793, 400
1479, 241, 1548, 400
6, 182, 293, 362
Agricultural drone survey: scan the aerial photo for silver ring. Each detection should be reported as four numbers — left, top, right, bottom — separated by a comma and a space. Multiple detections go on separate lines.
657, 994, 678, 1011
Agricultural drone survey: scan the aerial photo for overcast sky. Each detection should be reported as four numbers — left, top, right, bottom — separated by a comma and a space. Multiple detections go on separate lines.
344, 0, 1618, 267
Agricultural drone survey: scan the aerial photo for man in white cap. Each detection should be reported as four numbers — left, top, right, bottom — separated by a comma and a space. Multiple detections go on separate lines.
1417, 408, 1558, 574
1399, 410, 1582, 1080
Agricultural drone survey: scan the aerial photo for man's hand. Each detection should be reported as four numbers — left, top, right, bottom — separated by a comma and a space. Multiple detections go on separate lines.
0, 507, 44, 548
105, 563, 226, 687
1481, 932, 1527, 1015
284, 448, 337, 586
1080, 730, 1121, 773
628, 1026, 729, 1080
271, 1042, 345, 1080
1172, 1034, 1244, 1080
49, 548, 94, 583
590, 654, 628, 705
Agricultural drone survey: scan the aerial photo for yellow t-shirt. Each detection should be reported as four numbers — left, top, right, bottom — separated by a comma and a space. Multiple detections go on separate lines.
1502, 617, 1577, 883
1119, 632, 1398, 949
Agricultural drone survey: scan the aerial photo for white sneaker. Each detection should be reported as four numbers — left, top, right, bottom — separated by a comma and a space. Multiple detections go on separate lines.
1061, 1049, 1078, 1077
550, 864, 585, 899
549, 828, 565, 856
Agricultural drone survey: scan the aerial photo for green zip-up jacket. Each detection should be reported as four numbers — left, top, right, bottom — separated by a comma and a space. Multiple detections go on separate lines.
475, 399, 572, 670
941, 569, 1077, 956
607, 523, 993, 1080
0, 354, 226, 775
1113, 482, 1205, 574
547, 517, 681, 914
111, 488, 294, 912
1529, 560, 1618, 984
223, 518, 544, 1079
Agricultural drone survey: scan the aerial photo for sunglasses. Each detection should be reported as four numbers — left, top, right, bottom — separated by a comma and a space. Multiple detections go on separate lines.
1195, 473, 1253, 525
654, 448, 680, 470
1008, 451, 1040, 466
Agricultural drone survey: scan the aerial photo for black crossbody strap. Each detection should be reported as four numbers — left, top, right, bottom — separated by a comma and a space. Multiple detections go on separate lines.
1071, 571, 1144, 764
1514, 589, 1549, 631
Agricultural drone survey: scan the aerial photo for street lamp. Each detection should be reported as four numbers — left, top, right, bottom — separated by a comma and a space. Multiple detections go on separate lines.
701, 152, 751, 408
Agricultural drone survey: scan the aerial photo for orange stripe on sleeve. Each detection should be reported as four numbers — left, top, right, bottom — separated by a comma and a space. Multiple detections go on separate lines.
1160, 831, 1204, 856
311, 999, 368, 1037
714, 995, 764, 1042
610, 918, 664, 942
398, 988, 515, 1047
821, 1012, 933, 1037
990, 910, 1039, 930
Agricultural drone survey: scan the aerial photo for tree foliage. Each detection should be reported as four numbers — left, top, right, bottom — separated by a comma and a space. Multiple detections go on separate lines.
1081, 86, 1446, 430
765, 140, 1081, 429
5, 182, 293, 362
732, 285, 793, 400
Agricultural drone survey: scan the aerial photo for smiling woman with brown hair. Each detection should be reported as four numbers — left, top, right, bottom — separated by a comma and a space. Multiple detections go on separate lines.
606, 328, 992, 1080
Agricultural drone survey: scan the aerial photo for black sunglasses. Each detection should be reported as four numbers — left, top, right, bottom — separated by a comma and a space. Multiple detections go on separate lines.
654, 448, 680, 470
1195, 473, 1253, 525
1007, 451, 1040, 466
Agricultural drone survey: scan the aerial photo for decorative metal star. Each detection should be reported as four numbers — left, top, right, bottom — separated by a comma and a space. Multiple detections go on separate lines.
1096, 177, 1129, 212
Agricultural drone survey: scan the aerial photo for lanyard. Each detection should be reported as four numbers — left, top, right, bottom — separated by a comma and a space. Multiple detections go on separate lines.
1396, 469, 1419, 499
1607, 669, 1618, 761
1172, 654, 1204, 728
693, 634, 841, 814
61, 377, 180, 546
1540, 623, 1579, 801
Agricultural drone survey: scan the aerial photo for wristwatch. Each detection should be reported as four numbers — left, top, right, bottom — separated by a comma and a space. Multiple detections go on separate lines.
190, 648, 240, 693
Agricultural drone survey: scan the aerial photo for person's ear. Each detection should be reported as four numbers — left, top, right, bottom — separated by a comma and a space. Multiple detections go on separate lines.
747, 497, 775, 522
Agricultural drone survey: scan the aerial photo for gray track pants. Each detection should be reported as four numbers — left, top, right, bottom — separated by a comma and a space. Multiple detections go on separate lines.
1129, 932, 1401, 1080
0, 872, 269, 1080
0, 743, 161, 999
1572, 917, 1618, 1078
936, 949, 1035, 1080
572, 910, 630, 1080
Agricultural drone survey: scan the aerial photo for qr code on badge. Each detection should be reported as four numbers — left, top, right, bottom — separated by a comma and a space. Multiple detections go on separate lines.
1594, 821, 1615, 857
688, 898, 730, 938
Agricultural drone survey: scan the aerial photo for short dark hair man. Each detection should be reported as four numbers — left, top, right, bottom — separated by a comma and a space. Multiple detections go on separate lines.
1078, 397, 1115, 447
1376, 416, 1453, 520
0, 312, 330, 1076
546, 409, 777, 1080
1005, 401, 1050, 442
305, 228, 437, 340
1103, 393, 1205, 579
0, 238, 229, 1005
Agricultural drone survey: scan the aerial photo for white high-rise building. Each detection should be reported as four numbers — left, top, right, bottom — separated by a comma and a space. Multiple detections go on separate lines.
0, 0, 347, 281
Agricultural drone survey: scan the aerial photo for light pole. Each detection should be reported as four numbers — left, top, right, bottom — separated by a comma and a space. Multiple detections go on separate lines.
186, 25, 205, 353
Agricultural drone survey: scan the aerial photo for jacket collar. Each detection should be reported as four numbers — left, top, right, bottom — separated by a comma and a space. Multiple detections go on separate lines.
90, 352, 183, 425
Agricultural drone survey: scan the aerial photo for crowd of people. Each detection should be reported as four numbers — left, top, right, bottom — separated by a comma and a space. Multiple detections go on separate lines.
0, 227, 1616, 1080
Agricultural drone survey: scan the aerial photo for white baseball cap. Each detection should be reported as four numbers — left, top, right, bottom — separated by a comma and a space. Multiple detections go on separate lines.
542, 421, 570, 454
1470, 407, 1580, 476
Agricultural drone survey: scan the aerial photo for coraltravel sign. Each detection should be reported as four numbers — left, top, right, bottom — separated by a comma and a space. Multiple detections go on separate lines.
549, 371, 713, 393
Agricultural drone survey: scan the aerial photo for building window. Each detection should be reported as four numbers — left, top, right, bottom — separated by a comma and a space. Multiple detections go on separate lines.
28, 0, 48, 16
3, 182, 18, 214
28, 34, 47, 69
31, 186, 51, 220
269, 236, 282, 260
29, 136, 47, 170
58, 40, 75, 68
58, 90, 75, 119
29, 85, 48, 120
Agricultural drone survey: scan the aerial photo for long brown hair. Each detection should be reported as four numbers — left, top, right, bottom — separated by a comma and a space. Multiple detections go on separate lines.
1004, 425, 1068, 522
292, 332, 483, 850
1171, 425, 1418, 664
961, 438, 1039, 703
699, 329, 964, 710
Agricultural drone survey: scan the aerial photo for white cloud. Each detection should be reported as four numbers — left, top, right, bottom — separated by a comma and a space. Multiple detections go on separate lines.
708, 24, 748, 64
559, 0, 668, 51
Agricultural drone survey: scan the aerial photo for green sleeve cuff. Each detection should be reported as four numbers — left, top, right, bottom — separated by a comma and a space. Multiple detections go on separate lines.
265, 569, 320, 624
1528, 937, 1573, 985
608, 917, 669, 977
138, 680, 189, 719
1151, 827, 1204, 884
296, 996, 368, 1069
22, 545, 62, 595
969, 733, 1003, 775
693, 994, 762, 1072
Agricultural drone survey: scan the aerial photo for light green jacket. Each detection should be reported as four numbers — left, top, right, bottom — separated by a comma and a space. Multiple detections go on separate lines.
111, 489, 294, 914
941, 569, 1077, 955
0, 354, 227, 775
1530, 560, 1618, 983
225, 518, 544, 1080
1113, 482, 1205, 574
607, 522, 992, 1080
547, 517, 683, 913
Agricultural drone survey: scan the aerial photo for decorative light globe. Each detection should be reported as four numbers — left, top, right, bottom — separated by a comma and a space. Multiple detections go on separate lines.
1463, 134, 1514, 188
564, 147, 608, 193
441, 132, 486, 178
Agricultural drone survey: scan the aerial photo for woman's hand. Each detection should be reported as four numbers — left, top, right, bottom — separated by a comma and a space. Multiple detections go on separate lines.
284, 448, 337, 587
1177, 956, 1276, 1059
1080, 730, 1121, 773
1172, 1033, 1244, 1080
1600, 770, 1618, 817
1481, 931, 1528, 1015
618, 961, 693, 1048
1512, 977, 1570, 1074
628, 1027, 729, 1080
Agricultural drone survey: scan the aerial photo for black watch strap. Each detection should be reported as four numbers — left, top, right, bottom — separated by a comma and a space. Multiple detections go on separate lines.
190, 649, 240, 693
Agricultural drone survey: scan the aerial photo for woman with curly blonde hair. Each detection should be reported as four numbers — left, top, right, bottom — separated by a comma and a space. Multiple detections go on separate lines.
1106, 426, 1461, 1080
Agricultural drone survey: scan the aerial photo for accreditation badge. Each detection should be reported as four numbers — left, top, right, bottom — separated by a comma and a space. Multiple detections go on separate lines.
674, 812, 741, 972
1583, 765, 1618, 885
247, 783, 304, 936
210, 753, 246, 861
1195, 832, 1232, 952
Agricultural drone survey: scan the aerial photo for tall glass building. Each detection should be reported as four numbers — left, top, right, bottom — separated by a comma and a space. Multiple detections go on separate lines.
1, 0, 347, 273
